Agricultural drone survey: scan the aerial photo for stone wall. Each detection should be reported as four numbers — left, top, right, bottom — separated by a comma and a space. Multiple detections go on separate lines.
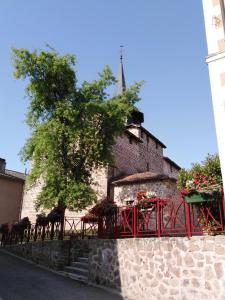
113, 131, 164, 177
83, 236, 225, 300
163, 159, 179, 179
113, 178, 178, 205
19, 126, 177, 223
20, 180, 44, 223
3, 240, 70, 270
4, 236, 225, 299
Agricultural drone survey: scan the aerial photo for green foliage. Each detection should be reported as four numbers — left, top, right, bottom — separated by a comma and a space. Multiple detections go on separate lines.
177, 169, 192, 190
177, 154, 222, 190
13, 47, 142, 211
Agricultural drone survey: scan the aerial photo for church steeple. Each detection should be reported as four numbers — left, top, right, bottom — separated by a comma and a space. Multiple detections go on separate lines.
115, 48, 144, 126
115, 46, 126, 96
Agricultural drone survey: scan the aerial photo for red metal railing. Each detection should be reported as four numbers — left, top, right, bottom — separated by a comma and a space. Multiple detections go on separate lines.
98, 193, 225, 239
1, 193, 225, 245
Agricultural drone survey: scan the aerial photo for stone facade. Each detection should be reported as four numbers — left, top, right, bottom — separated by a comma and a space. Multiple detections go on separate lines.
4, 236, 225, 300
20, 180, 44, 222
3, 240, 70, 270
112, 129, 164, 177
20, 121, 180, 223
76, 236, 225, 300
112, 178, 178, 205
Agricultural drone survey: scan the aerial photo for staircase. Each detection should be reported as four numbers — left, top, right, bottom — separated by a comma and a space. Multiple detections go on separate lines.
63, 256, 89, 282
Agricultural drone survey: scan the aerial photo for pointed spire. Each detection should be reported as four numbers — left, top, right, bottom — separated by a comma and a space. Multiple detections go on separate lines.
115, 46, 126, 96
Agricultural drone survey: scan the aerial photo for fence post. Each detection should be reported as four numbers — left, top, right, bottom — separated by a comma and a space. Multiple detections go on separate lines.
114, 211, 118, 238
41, 225, 46, 241
222, 190, 225, 221
34, 225, 38, 241
157, 200, 161, 237
133, 206, 137, 237
82, 221, 85, 239
185, 202, 192, 238
58, 217, 65, 240
50, 222, 55, 240
27, 227, 31, 243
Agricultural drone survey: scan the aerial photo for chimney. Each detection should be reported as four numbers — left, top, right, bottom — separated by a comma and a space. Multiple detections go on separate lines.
0, 158, 6, 173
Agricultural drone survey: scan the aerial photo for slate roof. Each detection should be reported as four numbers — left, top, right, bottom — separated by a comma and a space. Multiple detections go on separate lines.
111, 171, 176, 186
0, 169, 26, 182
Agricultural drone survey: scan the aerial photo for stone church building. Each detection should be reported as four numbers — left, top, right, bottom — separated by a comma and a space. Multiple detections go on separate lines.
20, 57, 181, 222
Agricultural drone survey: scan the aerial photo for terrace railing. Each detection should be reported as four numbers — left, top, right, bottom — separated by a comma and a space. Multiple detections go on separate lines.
1, 193, 225, 245
98, 193, 225, 238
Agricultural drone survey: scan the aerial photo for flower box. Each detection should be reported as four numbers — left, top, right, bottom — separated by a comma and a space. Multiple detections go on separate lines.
184, 193, 215, 204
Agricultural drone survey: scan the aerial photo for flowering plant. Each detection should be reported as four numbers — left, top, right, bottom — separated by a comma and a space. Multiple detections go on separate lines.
184, 173, 221, 196
136, 191, 167, 209
81, 212, 98, 223
136, 191, 157, 201
178, 154, 222, 197
89, 198, 117, 217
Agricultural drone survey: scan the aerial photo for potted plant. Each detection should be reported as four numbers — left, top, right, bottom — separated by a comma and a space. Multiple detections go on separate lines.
89, 198, 117, 217
47, 206, 64, 223
36, 213, 49, 226
198, 215, 217, 236
81, 212, 98, 223
136, 191, 167, 210
178, 154, 223, 203
0, 223, 9, 235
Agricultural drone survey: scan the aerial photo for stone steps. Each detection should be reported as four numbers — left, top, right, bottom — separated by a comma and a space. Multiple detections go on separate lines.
62, 255, 89, 282
71, 261, 88, 269
64, 266, 88, 276
77, 257, 88, 263
60, 271, 88, 282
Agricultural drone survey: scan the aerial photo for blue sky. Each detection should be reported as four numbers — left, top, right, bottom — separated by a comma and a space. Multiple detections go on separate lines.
0, 0, 218, 172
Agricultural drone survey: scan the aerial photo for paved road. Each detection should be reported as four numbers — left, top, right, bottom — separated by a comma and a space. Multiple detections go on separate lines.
0, 250, 123, 300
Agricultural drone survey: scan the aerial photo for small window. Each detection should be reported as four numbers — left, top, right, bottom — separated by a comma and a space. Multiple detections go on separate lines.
147, 163, 150, 171
129, 137, 133, 144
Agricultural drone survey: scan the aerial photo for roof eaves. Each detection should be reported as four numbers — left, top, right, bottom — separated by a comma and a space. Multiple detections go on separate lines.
126, 124, 166, 148
124, 130, 143, 143
112, 174, 175, 186
0, 172, 25, 182
163, 157, 181, 170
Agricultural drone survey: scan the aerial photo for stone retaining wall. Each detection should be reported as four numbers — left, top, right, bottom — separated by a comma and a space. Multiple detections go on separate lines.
73, 236, 225, 300
3, 240, 70, 270
3, 236, 225, 299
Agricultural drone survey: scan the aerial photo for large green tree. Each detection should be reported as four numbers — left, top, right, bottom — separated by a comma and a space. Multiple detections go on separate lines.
13, 48, 142, 211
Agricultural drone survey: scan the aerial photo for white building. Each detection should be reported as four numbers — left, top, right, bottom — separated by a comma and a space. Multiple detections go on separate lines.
202, 0, 225, 189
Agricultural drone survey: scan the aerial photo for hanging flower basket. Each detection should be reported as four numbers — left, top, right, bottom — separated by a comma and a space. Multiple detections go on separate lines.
184, 193, 215, 204
81, 213, 98, 223
177, 155, 223, 204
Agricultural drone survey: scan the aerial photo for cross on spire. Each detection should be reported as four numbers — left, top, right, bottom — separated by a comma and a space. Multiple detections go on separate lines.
120, 45, 124, 62
115, 46, 126, 96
